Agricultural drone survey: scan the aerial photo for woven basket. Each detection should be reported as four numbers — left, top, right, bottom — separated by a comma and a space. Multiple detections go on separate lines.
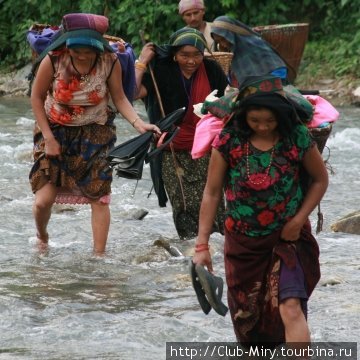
103, 34, 125, 43
309, 124, 332, 154
253, 23, 309, 83
205, 51, 233, 74
30, 23, 53, 32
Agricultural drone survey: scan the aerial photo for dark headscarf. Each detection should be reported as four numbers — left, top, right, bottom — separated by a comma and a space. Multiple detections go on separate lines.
201, 74, 313, 124
211, 16, 286, 86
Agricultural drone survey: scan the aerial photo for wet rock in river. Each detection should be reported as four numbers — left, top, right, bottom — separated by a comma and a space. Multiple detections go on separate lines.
153, 238, 183, 257
118, 208, 149, 220
331, 210, 360, 235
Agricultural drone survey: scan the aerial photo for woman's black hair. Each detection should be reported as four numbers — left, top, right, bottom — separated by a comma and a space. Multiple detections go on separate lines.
231, 93, 301, 144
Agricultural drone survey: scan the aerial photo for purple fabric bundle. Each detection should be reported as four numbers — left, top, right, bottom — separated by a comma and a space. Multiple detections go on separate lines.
110, 43, 136, 103
62, 13, 109, 34
27, 27, 61, 54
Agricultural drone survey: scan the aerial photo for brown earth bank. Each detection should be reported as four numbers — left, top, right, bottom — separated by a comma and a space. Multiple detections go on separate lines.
0, 63, 359, 107
295, 74, 360, 107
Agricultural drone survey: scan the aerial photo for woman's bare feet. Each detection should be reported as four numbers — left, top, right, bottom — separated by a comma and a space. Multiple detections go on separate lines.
36, 232, 49, 253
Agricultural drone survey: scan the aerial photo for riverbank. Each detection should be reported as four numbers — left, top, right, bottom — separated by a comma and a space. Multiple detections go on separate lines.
295, 73, 360, 107
0, 63, 359, 107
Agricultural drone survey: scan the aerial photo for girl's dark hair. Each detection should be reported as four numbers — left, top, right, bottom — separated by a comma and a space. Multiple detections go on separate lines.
231, 94, 301, 144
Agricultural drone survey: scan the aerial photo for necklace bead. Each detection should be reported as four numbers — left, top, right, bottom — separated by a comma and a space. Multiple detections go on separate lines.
71, 56, 97, 84
246, 141, 275, 185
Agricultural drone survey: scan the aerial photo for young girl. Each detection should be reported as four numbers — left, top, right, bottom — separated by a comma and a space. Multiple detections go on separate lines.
192, 76, 329, 347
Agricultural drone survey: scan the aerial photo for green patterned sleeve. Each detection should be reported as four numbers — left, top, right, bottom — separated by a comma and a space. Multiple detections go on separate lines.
212, 127, 235, 163
294, 124, 316, 160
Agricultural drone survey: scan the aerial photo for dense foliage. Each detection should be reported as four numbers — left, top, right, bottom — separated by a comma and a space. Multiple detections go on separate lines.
1, 0, 359, 78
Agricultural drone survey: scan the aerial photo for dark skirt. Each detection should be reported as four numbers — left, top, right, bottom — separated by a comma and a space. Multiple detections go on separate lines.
224, 221, 320, 347
161, 150, 225, 239
29, 116, 116, 204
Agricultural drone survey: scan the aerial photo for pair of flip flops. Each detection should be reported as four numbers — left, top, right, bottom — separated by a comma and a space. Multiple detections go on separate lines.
189, 260, 228, 316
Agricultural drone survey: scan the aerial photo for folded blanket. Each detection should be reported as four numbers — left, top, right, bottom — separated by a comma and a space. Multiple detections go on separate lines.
62, 13, 108, 34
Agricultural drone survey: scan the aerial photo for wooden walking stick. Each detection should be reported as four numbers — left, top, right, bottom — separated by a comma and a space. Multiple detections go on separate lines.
139, 31, 186, 209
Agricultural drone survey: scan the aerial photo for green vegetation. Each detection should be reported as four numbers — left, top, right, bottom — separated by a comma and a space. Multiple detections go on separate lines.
1, 0, 359, 82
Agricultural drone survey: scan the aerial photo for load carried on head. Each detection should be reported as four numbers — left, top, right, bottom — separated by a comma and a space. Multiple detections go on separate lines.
26, 13, 136, 102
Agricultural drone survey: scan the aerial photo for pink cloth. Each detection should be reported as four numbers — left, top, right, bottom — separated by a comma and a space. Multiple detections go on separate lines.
304, 95, 340, 128
55, 194, 111, 205
62, 13, 109, 34
191, 114, 223, 159
178, 0, 204, 14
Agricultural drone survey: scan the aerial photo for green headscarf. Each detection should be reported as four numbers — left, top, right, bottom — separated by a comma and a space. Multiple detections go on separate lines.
155, 27, 209, 58
169, 27, 208, 52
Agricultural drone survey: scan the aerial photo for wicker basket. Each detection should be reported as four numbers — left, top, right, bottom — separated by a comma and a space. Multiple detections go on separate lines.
309, 124, 332, 154
30, 23, 53, 32
103, 34, 125, 43
253, 23, 309, 83
205, 51, 233, 74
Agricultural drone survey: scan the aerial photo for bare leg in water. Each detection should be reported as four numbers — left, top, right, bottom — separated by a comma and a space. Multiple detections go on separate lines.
32, 182, 57, 251
280, 298, 311, 359
33, 184, 110, 254
91, 201, 110, 255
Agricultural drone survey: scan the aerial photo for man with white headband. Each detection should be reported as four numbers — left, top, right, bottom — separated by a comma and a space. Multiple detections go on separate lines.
178, 0, 214, 51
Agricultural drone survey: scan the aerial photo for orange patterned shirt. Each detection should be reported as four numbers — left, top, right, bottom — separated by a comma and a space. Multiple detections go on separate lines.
45, 50, 117, 126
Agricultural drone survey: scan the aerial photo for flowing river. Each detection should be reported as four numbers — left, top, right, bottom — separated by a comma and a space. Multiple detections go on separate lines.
0, 97, 359, 359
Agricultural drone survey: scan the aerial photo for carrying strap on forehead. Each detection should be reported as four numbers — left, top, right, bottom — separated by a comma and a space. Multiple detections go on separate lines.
212, 20, 258, 36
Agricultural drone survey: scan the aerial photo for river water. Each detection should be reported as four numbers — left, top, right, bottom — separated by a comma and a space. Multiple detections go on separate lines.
0, 97, 359, 359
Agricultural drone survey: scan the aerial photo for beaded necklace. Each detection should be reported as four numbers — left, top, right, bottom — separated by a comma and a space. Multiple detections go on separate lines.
245, 141, 275, 185
71, 56, 98, 84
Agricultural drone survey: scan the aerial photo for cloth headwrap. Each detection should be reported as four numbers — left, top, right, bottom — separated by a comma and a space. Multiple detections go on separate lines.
237, 76, 314, 123
155, 27, 208, 58
202, 75, 296, 119
210, 16, 286, 86
178, 0, 204, 15
202, 75, 284, 119
212, 19, 257, 38
232, 75, 309, 126
237, 75, 284, 98
66, 37, 104, 52
170, 27, 207, 53
211, 16, 259, 47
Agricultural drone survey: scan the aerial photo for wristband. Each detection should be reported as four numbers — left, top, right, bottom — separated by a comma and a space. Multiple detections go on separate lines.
131, 117, 140, 127
195, 243, 210, 252
135, 60, 147, 70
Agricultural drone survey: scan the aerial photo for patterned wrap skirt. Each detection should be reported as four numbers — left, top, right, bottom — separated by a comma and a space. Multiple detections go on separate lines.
161, 150, 225, 239
224, 221, 320, 347
29, 115, 116, 204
